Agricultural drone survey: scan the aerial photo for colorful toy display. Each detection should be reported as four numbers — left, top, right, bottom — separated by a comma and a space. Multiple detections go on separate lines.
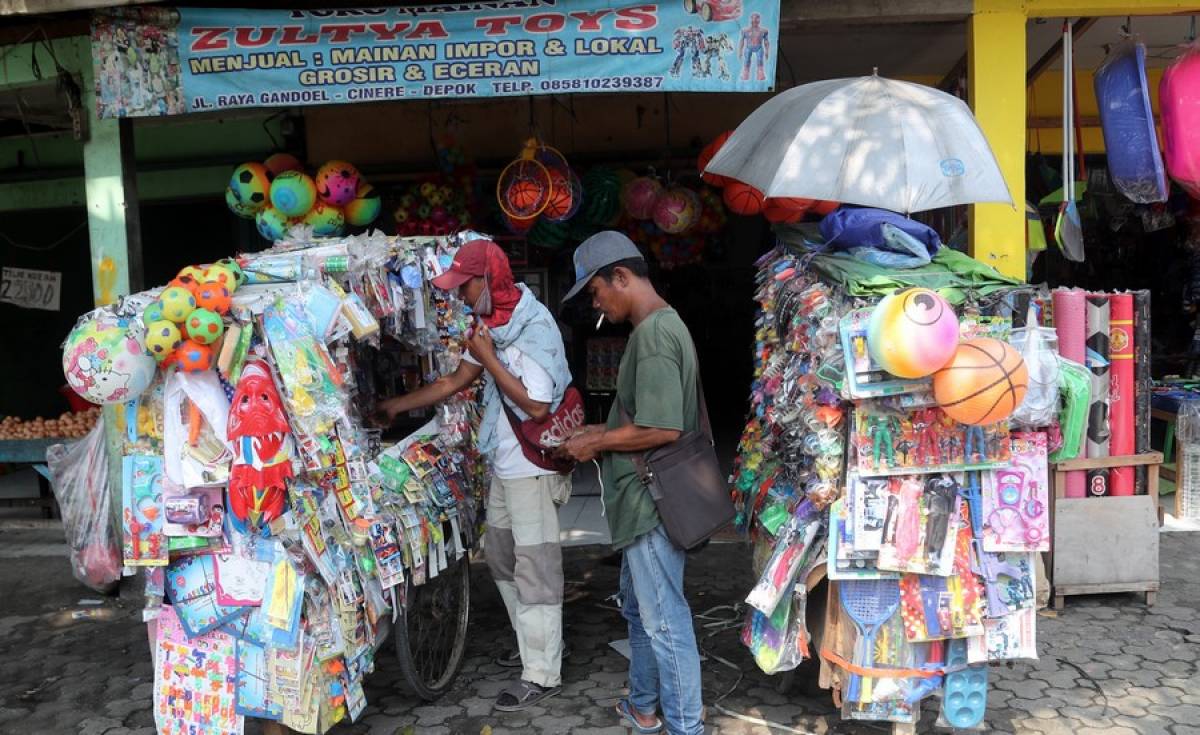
867, 288, 960, 379
933, 338, 1028, 426
226, 156, 379, 240
62, 309, 156, 405
732, 243, 1038, 728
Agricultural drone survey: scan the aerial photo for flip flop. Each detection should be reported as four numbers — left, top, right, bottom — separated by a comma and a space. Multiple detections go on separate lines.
615, 699, 662, 734
494, 680, 561, 712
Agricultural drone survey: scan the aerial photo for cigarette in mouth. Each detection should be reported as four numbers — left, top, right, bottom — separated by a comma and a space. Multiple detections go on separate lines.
595, 313, 605, 330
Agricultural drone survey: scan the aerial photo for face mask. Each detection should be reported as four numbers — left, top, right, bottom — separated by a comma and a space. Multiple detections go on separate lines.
473, 273, 493, 317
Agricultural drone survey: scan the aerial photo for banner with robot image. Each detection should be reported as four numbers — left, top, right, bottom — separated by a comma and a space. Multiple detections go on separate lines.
92, 0, 780, 118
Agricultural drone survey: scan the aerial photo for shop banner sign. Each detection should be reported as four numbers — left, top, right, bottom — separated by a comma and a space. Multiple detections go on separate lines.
92, 1, 780, 118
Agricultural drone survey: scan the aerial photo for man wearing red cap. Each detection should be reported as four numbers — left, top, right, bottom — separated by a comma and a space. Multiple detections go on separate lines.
376, 238, 573, 711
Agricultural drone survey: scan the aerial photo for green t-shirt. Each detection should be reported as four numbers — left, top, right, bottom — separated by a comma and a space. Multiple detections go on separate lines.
601, 307, 699, 550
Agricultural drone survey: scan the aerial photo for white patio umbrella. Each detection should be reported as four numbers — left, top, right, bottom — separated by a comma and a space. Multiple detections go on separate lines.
705, 74, 1014, 214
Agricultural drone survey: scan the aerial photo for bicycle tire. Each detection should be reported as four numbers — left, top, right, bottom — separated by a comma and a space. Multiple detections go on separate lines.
395, 554, 472, 700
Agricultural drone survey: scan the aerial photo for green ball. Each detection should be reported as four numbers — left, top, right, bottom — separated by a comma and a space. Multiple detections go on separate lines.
184, 308, 224, 345
143, 301, 165, 325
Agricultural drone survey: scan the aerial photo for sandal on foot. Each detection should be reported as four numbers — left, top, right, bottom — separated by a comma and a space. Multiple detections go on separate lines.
615, 699, 663, 734
495, 646, 571, 668
494, 680, 561, 712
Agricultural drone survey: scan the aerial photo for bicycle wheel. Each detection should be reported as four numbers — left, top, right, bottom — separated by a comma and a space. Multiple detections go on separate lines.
395, 553, 472, 700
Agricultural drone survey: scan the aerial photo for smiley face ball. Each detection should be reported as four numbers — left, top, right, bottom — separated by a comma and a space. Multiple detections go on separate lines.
866, 287, 960, 379
158, 286, 197, 324
144, 320, 182, 362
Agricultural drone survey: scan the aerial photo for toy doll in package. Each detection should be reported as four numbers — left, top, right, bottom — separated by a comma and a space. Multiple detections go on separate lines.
877, 475, 961, 576
853, 402, 1011, 475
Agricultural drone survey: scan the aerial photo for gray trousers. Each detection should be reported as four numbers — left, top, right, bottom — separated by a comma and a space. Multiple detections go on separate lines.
485, 474, 571, 687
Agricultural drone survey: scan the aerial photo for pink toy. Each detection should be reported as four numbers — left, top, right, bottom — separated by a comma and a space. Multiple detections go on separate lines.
1161, 42, 1200, 199
316, 160, 361, 206
623, 177, 664, 220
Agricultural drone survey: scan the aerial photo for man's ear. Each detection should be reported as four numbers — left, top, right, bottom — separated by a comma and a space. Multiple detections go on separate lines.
613, 266, 629, 288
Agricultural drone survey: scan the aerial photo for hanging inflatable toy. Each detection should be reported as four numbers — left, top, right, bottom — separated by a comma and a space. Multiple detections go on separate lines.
256, 205, 291, 241
263, 152, 303, 177
228, 162, 271, 215
867, 288, 960, 379
227, 360, 295, 535
623, 176, 664, 220
270, 170, 318, 218
653, 186, 701, 234
315, 160, 361, 207
344, 182, 382, 226
303, 202, 346, 237
62, 309, 156, 405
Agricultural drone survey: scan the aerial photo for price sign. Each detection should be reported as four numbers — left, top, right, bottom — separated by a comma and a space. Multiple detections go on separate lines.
1, 267, 62, 311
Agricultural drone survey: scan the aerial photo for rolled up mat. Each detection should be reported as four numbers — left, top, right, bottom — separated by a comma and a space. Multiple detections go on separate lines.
1134, 290, 1152, 494
1086, 293, 1112, 497
1109, 293, 1135, 495
1054, 289, 1088, 498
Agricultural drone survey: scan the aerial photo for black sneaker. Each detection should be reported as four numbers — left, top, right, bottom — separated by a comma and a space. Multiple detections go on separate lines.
494, 645, 570, 668
494, 680, 562, 712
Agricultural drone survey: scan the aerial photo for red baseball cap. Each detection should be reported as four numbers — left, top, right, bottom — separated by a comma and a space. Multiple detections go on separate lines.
431, 239, 495, 290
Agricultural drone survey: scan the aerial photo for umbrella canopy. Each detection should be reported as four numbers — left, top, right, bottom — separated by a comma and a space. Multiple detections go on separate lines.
705, 75, 1014, 214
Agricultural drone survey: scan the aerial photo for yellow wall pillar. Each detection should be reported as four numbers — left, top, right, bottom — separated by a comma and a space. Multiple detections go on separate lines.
968, 2, 1026, 281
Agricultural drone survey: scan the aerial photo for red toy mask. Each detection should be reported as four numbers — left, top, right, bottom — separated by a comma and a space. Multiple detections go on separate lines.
227, 360, 293, 533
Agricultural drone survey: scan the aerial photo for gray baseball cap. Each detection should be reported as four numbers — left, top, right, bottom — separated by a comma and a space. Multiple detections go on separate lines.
564, 230, 644, 301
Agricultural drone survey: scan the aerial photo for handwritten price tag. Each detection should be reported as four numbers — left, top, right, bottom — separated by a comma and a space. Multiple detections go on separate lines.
1, 267, 61, 311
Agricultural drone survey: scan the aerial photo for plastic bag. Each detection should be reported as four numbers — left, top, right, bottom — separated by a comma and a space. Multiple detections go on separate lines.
1009, 307, 1060, 427
46, 416, 121, 594
1049, 357, 1090, 463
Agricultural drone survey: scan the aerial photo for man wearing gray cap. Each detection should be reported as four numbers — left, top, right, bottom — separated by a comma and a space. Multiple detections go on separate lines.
561, 231, 704, 735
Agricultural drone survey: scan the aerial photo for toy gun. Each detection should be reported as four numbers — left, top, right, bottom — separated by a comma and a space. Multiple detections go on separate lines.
962, 472, 1024, 618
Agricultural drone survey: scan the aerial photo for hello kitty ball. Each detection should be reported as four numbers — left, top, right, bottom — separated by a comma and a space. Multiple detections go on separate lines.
62, 309, 156, 404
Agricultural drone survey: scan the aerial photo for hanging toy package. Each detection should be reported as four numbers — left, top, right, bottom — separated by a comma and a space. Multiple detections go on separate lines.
47, 417, 122, 594
1009, 306, 1060, 428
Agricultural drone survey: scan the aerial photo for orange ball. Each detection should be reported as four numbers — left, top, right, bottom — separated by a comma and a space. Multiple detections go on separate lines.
506, 179, 545, 214
698, 130, 733, 187
932, 338, 1028, 426
174, 339, 213, 373
811, 200, 840, 216
194, 281, 233, 315
723, 180, 765, 216
762, 197, 814, 223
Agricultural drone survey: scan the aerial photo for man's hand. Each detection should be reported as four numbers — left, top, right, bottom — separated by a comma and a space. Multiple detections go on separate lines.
465, 322, 497, 366
371, 396, 405, 427
562, 429, 606, 463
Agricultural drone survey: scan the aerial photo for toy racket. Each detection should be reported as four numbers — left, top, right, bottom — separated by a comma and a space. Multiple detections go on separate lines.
839, 578, 901, 702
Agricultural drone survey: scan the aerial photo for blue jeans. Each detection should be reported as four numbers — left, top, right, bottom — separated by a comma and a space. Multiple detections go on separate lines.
620, 524, 704, 735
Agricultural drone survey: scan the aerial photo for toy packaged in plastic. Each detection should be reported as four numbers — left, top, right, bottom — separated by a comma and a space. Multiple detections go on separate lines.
877, 476, 961, 576
853, 402, 1011, 476
1161, 40, 1200, 199
1093, 40, 1168, 203
982, 434, 1049, 553
46, 418, 122, 593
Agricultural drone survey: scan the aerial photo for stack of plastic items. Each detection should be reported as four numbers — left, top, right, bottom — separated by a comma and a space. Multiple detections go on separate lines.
60, 230, 487, 734
733, 237, 1041, 729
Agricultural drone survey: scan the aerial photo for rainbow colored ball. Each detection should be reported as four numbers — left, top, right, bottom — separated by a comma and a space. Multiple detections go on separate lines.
175, 339, 213, 373
194, 281, 232, 314
303, 202, 346, 237
344, 182, 382, 226
256, 205, 290, 241
263, 152, 303, 177
623, 177, 664, 220
316, 160, 361, 206
652, 187, 700, 234
185, 308, 224, 345
270, 170, 317, 217
866, 287, 960, 379
226, 187, 258, 219
229, 162, 271, 213
158, 286, 198, 324
145, 319, 182, 362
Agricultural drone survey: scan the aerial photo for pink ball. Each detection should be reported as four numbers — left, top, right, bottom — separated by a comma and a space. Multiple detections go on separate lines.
315, 160, 361, 206
623, 177, 664, 220
652, 187, 700, 234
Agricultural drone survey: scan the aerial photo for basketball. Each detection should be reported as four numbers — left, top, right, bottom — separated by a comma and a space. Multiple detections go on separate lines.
723, 180, 765, 216
762, 197, 813, 224
811, 200, 840, 216
933, 338, 1028, 426
543, 171, 574, 221
867, 288, 960, 378
698, 130, 733, 187
506, 178, 546, 215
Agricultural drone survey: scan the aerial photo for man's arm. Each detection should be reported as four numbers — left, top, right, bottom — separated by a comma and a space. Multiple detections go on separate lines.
561, 423, 680, 463
463, 324, 551, 421
376, 360, 483, 422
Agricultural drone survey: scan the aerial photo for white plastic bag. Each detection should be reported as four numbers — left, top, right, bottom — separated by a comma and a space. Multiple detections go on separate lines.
1010, 307, 1061, 428
163, 370, 233, 488
47, 416, 121, 594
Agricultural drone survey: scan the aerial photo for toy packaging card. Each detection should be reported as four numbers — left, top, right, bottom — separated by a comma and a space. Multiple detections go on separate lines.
877, 476, 961, 576
827, 499, 899, 581
982, 433, 1050, 553
153, 605, 244, 735
236, 639, 283, 720
367, 518, 406, 589
852, 402, 1012, 476
899, 506, 987, 641
162, 483, 225, 538
165, 553, 251, 638
847, 474, 890, 555
984, 552, 1037, 617
122, 454, 169, 566
214, 552, 270, 607
967, 607, 1038, 663
840, 309, 929, 400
